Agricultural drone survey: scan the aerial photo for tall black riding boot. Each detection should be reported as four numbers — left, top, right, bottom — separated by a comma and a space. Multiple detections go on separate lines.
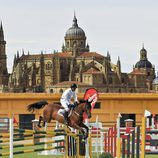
64, 111, 69, 125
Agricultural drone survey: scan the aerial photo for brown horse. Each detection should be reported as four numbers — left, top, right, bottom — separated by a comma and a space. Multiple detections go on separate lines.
27, 100, 92, 139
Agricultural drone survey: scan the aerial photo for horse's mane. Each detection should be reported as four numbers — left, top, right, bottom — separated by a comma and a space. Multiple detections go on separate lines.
79, 99, 86, 103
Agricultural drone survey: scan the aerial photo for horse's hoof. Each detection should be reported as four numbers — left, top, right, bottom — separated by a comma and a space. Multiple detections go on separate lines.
81, 139, 86, 143
83, 135, 88, 140
37, 124, 42, 128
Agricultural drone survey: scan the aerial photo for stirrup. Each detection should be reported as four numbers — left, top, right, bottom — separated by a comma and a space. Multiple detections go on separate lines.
64, 117, 68, 125
64, 118, 68, 125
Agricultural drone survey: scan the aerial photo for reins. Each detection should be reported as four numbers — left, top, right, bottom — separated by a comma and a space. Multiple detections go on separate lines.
73, 102, 85, 117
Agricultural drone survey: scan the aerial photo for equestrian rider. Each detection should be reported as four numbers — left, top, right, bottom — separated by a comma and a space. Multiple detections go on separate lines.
60, 83, 78, 124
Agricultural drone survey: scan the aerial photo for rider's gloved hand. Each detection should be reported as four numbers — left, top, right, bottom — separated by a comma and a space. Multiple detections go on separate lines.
74, 101, 78, 107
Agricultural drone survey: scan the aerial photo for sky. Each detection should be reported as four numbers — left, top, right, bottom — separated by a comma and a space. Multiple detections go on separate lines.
1, 0, 158, 74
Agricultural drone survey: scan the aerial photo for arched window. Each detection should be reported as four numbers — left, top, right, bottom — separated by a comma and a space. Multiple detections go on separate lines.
122, 78, 125, 83
73, 41, 77, 46
80, 41, 83, 47
60, 63, 63, 69
50, 89, 53, 93
46, 62, 52, 70
59, 89, 63, 93
67, 41, 69, 47
37, 79, 40, 84
109, 77, 113, 84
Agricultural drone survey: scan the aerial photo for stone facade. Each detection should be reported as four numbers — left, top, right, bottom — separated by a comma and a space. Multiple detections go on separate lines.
5, 15, 155, 93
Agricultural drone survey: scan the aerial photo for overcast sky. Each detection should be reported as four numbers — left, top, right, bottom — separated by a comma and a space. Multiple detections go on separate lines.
1, 0, 158, 74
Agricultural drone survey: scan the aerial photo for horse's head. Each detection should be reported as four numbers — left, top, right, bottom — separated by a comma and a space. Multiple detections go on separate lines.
84, 100, 92, 119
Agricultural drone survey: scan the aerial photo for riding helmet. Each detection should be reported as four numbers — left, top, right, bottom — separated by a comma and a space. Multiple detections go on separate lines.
71, 83, 78, 88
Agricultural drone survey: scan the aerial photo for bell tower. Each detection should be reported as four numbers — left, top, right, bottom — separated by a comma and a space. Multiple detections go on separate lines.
0, 22, 8, 88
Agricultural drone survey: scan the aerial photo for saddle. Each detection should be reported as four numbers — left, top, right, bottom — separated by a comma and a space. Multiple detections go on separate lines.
58, 104, 76, 117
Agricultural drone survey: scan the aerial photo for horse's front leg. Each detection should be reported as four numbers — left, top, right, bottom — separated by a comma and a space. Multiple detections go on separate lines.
73, 123, 85, 137
80, 123, 89, 139
73, 124, 87, 139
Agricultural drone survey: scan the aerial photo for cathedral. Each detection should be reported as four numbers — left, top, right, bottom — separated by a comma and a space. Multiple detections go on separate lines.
0, 15, 156, 93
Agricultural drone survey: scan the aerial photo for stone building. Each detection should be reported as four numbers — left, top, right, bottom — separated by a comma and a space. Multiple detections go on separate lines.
152, 73, 158, 92
0, 22, 9, 92
128, 46, 155, 93
8, 15, 155, 93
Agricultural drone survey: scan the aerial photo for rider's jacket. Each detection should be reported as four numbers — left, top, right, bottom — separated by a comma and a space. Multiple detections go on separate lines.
60, 88, 78, 104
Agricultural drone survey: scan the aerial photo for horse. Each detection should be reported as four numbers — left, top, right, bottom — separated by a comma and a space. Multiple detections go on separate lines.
27, 99, 92, 139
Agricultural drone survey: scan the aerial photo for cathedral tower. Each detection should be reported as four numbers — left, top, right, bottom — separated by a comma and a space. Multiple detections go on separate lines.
134, 45, 155, 90
63, 13, 89, 53
0, 22, 8, 88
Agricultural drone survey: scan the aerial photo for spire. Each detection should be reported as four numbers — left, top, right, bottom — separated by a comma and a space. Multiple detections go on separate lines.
117, 56, 121, 65
72, 12, 78, 27
0, 21, 4, 41
17, 51, 19, 59
86, 42, 90, 51
140, 44, 147, 60
13, 54, 17, 65
0, 21, 3, 31
62, 43, 65, 52
22, 49, 25, 55
107, 51, 111, 61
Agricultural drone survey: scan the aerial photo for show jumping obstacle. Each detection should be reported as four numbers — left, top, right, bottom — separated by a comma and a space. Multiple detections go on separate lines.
0, 117, 92, 158
2, 115, 158, 158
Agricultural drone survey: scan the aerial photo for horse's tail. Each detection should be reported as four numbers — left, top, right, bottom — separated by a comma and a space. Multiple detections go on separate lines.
27, 100, 48, 113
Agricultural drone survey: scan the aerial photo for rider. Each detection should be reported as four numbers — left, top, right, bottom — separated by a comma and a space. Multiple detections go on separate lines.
60, 83, 78, 124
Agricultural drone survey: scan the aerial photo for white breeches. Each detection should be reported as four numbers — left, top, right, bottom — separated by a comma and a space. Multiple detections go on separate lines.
60, 99, 69, 111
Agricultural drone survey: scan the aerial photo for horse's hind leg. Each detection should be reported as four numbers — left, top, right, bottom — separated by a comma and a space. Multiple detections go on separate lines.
37, 116, 43, 128
43, 121, 46, 127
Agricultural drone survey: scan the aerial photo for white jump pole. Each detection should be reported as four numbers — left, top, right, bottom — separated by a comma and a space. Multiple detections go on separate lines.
85, 119, 89, 158
96, 115, 99, 158
100, 130, 104, 153
146, 118, 149, 128
9, 115, 14, 158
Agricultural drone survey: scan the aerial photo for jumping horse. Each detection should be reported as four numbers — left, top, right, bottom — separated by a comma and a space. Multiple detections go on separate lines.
27, 99, 92, 139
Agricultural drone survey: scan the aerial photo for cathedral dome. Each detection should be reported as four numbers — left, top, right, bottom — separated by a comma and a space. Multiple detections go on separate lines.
135, 45, 152, 69
65, 15, 86, 39
135, 60, 152, 68
66, 27, 85, 38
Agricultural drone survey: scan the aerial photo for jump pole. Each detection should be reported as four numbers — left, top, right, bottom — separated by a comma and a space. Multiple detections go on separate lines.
9, 115, 14, 158
89, 133, 92, 158
116, 116, 121, 158
39, 122, 48, 155
141, 117, 146, 158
